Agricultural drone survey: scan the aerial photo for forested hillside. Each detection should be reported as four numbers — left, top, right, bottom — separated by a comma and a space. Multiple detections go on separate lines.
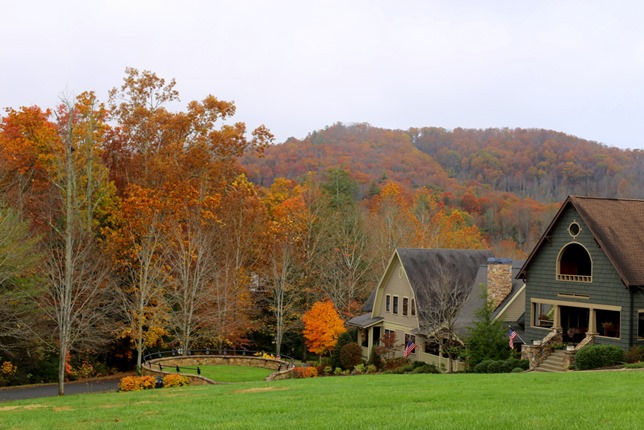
243, 122, 644, 202
242, 122, 644, 255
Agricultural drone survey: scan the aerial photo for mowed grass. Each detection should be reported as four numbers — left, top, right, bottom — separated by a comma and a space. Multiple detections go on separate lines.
1, 370, 642, 430
189, 365, 273, 382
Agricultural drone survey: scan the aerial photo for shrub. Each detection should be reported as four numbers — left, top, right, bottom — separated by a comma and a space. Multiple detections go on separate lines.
119, 375, 157, 392
486, 360, 505, 373
366, 364, 377, 374
473, 360, 493, 374
323, 366, 333, 376
333, 367, 343, 376
331, 332, 354, 369
624, 347, 642, 364
575, 344, 624, 370
162, 374, 189, 388
412, 360, 427, 369
511, 367, 524, 373
292, 366, 318, 378
383, 357, 407, 371
339, 343, 363, 370
353, 363, 366, 374
411, 364, 439, 374
368, 348, 383, 370
518, 359, 530, 370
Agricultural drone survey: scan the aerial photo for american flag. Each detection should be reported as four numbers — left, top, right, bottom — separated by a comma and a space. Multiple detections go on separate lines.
508, 328, 518, 349
403, 340, 416, 358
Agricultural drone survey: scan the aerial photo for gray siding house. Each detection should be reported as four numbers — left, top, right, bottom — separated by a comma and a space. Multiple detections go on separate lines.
518, 196, 644, 353
348, 248, 524, 372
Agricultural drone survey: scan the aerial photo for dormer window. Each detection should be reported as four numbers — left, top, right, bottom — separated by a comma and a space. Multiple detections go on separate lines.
557, 243, 592, 282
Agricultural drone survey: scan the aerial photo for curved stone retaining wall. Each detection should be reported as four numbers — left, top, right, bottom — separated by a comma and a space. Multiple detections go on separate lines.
141, 354, 294, 384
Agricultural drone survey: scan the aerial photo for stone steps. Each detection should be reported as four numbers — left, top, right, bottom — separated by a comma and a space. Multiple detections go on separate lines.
535, 349, 566, 372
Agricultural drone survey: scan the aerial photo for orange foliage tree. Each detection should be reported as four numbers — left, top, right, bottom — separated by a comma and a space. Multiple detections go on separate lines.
301, 300, 346, 360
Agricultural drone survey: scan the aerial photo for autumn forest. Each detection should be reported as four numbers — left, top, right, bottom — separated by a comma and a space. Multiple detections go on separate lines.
1, 69, 643, 389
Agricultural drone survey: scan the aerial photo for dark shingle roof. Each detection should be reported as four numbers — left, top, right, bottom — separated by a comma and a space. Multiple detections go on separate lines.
397, 248, 493, 333
360, 248, 492, 317
519, 196, 644, 287
571, 196, 644, 286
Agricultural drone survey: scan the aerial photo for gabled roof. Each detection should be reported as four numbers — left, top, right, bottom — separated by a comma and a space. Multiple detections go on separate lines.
357, 248, 492, 317
453, 260, 525, 338
518, 196, 644, 287
398, 248, 493, 333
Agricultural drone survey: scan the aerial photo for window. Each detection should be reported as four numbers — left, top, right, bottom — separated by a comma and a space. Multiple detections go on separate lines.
424, 339, 440, 356
532, 302, 554, 328
402, 297, 409, 316
557, 243, 592, 282
639, 312, 644, 340
386, 295, 391, 312
393, 296, 399, 314
596, 309, 620, 338
411, 299, 416, 316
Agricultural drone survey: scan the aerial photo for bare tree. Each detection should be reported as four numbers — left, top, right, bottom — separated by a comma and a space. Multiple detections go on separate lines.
319, 208, 372, 319
416, 261, 475, 373
39, 97, 116, 395
165, 215, 216, 354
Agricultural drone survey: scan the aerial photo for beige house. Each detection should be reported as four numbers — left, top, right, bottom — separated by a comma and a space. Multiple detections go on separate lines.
348, 248, 525, 372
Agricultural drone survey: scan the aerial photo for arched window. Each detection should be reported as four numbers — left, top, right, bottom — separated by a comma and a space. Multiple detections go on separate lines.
557, 243, 592, 282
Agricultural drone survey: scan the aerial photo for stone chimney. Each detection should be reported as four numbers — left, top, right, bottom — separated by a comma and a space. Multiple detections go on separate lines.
487, 258, 513, 310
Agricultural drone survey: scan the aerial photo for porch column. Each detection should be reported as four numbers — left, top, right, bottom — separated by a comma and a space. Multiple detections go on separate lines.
587, 308, 597, 335
553, 304, 562, 333
367, 327, 373, 358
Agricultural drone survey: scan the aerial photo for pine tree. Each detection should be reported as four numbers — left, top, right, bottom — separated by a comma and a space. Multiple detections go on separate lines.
464, 286, 510, 368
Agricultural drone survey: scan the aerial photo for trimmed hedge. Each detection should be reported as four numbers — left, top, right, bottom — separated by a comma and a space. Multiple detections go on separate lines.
575, 344, 624, 370
473, 358, 529, 374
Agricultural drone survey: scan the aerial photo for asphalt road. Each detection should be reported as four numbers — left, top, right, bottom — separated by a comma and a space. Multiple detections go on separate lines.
0, 377, 121, 402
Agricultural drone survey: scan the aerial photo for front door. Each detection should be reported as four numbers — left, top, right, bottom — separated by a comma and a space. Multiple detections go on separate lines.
560, 306, 589, 343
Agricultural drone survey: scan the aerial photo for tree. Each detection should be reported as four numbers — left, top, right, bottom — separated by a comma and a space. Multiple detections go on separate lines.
164, 184, 220, 354
301, 300, 346, 361
40, 96, 116, 395
106, 185, 170, 370
464, 287, 510, 368
416, 261, 476, 373
207, 174, 265, 349
0, 204, 42, 356
261, 180, 307, 356
317, 169, 373, 318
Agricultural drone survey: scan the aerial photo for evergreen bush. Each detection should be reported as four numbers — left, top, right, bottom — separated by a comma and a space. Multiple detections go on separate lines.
575, 344, 624, 370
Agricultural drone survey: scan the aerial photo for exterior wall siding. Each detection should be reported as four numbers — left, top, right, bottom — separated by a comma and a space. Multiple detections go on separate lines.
524, 206, 635, 349
498, 289, 525, 322
375, 258, 418, 329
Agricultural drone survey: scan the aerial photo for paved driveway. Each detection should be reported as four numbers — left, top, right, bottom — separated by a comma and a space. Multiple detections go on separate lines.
0, 377, 121, 402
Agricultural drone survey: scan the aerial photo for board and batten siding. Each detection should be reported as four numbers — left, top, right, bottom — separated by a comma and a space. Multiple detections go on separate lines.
524, 205, 634, 349
374, 258, 417, 328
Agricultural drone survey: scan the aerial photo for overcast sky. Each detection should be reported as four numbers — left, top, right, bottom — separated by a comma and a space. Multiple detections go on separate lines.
2, 1, 644, 149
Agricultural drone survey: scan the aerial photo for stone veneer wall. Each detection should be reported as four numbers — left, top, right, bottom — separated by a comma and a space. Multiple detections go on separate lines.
521, 329, 563, 369
487, 261, 513, 309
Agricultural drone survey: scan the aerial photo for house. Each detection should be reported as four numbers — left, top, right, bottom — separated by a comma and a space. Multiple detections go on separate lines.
518, 196, 644, 354
348, 248, 525, 372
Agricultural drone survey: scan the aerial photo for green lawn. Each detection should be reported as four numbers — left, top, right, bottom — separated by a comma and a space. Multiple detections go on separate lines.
1, 370, 642, 429
184, 365, 273, 382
